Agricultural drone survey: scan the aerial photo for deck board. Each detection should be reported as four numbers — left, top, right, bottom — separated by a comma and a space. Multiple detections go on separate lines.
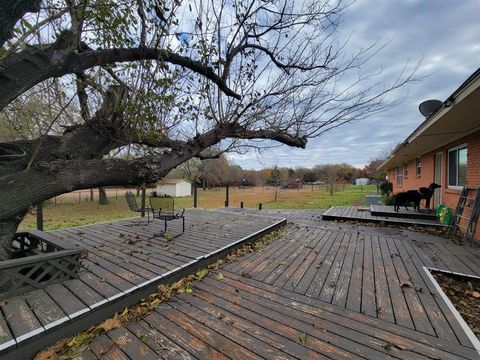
126, 320, 196, 360
44, 283, 89, 316
1, 297, 43, 341
371, 235, 395, 323
89, 334, 130, 360
107, 327, 159, 360
23, 289, 67, 328
143, 310, 229, 359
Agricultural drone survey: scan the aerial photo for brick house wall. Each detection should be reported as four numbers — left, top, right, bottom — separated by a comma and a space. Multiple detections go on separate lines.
386, 129, 480, 243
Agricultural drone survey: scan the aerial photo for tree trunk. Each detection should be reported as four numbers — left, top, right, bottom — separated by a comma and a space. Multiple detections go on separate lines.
0, 212, 27, 261
98, 187, 108, 205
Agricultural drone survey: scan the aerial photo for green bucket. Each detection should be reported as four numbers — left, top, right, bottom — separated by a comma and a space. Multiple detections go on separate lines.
436, 205, 453, 225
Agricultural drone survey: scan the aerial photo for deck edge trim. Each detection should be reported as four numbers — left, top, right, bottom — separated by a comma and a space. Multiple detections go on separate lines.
44, 316, 70, 331
15, 327, 44, 344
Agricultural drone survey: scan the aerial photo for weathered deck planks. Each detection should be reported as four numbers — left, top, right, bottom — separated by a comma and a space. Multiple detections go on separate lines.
96, 267, 478, 360
76, 209, 480, 360
0, 209, 285, 358
223, 216, 480, 349
323, 206, 444, 226
3, 207, 480, 359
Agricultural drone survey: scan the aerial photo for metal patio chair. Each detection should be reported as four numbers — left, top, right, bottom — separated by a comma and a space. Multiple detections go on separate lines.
149, 193, 185, 233
125, 192, 152, 222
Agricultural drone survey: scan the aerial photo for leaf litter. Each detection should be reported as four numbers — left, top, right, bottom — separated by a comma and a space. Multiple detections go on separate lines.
433, 272, 480, 339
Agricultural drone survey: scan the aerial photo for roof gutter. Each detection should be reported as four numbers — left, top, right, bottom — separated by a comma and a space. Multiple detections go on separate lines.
378, 67, 480, 171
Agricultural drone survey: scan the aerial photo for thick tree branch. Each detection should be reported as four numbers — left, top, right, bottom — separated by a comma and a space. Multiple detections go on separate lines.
0, 86, 129, 175
0, 45, 241, 111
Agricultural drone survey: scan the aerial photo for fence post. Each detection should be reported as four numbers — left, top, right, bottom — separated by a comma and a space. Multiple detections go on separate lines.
193, 183, 198, 208
141, 187, 146, 217
36, 203, 44, 231
225, 185, 229, 207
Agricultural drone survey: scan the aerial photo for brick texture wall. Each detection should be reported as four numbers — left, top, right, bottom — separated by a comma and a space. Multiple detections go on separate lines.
386, 129, 480, 243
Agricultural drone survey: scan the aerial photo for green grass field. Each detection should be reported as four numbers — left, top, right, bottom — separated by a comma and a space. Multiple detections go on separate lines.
20, 184, 377, 231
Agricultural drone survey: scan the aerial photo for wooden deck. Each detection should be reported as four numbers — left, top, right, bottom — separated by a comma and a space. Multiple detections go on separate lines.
370, 205, 438, 220
322, 206, 444, 226
65, 209, 480, 359
0, 209, 286, 359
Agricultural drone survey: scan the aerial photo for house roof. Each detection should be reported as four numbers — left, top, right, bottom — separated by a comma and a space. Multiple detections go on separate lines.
379, 67, 480, 170
157, 179, 192, 185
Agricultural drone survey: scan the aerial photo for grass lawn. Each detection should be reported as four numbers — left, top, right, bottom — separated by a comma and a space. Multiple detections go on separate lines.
20, 184, 377, 231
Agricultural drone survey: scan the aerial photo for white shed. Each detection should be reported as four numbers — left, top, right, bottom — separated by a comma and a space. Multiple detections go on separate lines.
355, 178, 369, 186
156, 179, 192, 197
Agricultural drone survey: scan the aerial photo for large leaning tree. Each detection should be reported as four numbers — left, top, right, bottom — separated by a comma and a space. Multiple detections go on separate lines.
0, 0, 415, 260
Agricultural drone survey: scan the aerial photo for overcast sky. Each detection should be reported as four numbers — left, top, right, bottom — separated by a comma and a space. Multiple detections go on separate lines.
228, 0, 480, 170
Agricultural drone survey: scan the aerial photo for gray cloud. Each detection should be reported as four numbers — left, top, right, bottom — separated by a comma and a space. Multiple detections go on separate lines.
230, 0, 480, 169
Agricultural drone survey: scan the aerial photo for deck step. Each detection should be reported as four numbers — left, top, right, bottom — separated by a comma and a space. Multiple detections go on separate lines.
370, 205, 438, 220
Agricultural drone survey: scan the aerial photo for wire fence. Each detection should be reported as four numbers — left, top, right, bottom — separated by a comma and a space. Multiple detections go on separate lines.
44, 183, 377, 206
24, 183, 378, 231
45, 188, 138, 205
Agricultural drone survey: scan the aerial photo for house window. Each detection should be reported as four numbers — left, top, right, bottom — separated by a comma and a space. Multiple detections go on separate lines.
448, 145, 467, 187
416, 158, 421, 176
396, 166, 404, 186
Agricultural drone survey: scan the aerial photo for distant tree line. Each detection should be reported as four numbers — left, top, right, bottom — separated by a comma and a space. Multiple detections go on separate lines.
166, 155, 387, 189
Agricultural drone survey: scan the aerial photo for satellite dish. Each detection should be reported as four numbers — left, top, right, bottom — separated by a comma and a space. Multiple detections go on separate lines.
419, 99, 442, 117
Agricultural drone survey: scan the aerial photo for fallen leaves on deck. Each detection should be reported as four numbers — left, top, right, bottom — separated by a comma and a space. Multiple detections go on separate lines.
383, 342, 407, 351
298, 332, 307, 344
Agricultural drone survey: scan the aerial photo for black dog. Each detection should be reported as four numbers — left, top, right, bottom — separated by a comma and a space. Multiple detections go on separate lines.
394, 183, 441, 212
394, 190, 422, 212
419, 183, 441, 210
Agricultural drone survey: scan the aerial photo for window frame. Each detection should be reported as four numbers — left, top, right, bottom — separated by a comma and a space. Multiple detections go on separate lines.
396, 165, 404, 186
416, 157, 421, 177
447, 144, 467, 189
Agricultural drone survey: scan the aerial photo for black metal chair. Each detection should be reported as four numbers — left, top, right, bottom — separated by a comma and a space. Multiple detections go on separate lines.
149, 193, 185, 233
125, 192, 152, 222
